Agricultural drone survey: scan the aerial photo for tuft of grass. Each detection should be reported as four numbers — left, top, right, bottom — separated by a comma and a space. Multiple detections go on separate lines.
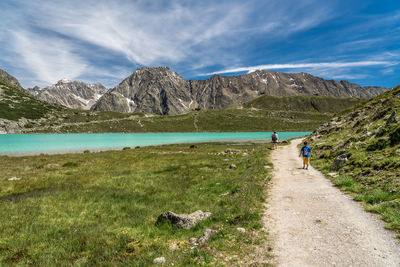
62, 161, 79, 167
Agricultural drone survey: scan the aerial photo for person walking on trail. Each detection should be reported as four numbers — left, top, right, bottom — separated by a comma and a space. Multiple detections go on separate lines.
271, 131, 279, 150
299, 141, 312, 170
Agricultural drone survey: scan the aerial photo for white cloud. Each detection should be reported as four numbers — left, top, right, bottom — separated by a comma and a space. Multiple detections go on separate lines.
204, 61, 396, 75
1, 0, 335, 87
12, 31, 88, 86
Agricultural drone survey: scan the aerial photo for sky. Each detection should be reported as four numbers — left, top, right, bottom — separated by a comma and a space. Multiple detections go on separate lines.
0, 0, 399, 88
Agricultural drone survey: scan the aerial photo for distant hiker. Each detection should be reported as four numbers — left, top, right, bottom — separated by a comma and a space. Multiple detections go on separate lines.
299, 141, 312, 170
271, 131, 279, 150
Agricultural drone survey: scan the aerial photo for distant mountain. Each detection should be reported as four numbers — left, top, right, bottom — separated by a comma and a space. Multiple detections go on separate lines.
28, 80, 108, 110
92, 67, 388, 115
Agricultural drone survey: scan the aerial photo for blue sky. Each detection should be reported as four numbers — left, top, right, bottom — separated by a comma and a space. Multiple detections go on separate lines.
0, 0, 399, 88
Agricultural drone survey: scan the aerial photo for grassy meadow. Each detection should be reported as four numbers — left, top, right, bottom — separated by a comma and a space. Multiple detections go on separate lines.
0, 142, 273, 266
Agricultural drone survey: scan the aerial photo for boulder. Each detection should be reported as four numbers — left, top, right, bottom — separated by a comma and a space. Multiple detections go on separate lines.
331, 154, 348, 171
198, 228, 217, 246
156, 210, 211, 229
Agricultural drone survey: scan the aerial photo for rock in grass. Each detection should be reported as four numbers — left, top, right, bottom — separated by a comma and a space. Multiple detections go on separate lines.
229, 164, 237, 169
156, 210, 211, 229
330, 154, 348, 171
236, 227, 246, 233
168, 243, 179, 251
189, 237, 198, 246
8, 177, 21, 181
328, 173, 339, 178
153, 257, 165, 264
198, 228, 217, 246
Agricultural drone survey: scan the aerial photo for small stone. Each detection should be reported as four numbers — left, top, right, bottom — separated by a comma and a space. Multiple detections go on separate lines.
189, 237, 198, 246
330, 154, 348, 171
169, 243, 179, 251
219, 192, 229, 196
242, 152, 248, 156
264, 165, 271, 169
198, 228, 217, 245
153, 257, 165, 264
229, 164, 237, 169
236, 227, 246, 233
327, 173, 339, 178
8, 177, 21, 181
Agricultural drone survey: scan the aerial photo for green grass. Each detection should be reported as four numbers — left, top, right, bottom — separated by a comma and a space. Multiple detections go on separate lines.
33, 108, 331, 133
244, 95, 364, 113
0, 142, 273, 265
308, 85, 400, 238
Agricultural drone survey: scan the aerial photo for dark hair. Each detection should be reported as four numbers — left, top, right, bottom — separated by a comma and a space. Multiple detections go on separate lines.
274, 131, 277, 134
304, 141, 308, 145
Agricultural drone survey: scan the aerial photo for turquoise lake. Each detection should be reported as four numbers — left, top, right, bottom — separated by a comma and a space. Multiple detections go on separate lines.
0, 132, 310, 154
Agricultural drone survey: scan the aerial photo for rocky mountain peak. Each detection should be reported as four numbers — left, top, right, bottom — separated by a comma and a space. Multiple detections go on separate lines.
27, 80, 108, 110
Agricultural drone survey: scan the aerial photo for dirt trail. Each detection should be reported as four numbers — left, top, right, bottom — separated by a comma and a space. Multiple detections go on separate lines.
264, 138, 400, 266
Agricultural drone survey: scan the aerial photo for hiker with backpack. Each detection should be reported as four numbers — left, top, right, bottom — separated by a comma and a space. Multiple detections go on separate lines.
271, 131, 279, 150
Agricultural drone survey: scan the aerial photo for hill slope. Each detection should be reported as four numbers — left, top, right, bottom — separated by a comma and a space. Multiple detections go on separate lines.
92, 67, 387, 115
0, 71, 66, 133
243, 95, 364, 113
308, 85, 400, 237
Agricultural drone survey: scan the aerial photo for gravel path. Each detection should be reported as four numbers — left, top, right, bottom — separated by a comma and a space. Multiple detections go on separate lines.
264, 138, 400, 266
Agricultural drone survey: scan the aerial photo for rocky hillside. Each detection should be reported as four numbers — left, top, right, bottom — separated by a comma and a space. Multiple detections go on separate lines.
92, 67, 387, 115
0, 70, 66, 133
0, 69, 23, 89
27, 80, 108, 110
308, 85, 400, 236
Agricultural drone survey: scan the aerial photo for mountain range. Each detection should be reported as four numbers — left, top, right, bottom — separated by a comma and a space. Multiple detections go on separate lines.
2, 67, 389, 115
92, 67, 387, 115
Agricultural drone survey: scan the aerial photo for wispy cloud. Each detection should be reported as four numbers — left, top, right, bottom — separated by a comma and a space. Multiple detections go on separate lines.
204, 61, 396, 75
0, 0, 399, 88
11, 31, 88, 86
0, 0, 335, 87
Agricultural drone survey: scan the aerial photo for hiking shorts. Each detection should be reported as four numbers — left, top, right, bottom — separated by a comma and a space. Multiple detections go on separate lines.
303, 157, 310, 165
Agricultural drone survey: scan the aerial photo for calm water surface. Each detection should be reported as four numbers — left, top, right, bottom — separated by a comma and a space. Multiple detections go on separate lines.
0, 132, 310, 154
